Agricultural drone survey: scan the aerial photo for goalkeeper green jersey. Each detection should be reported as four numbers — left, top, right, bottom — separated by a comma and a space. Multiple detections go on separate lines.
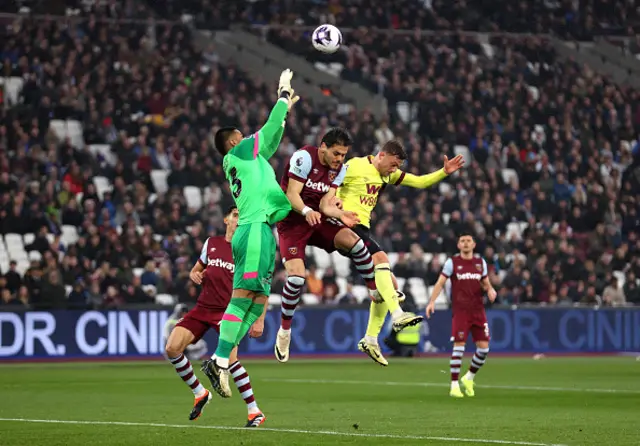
223, 98, 292, 225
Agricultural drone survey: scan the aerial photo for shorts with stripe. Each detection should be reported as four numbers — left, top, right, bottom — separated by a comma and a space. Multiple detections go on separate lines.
232, 222, 276, 296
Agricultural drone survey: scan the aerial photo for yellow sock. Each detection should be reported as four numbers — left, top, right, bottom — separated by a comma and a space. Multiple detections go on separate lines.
365, 301, 388, 338
374, 263, 401, 313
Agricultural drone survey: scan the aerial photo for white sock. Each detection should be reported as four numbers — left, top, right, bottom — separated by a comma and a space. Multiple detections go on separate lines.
279, 327, 291, 334
364, 335, 377, 344
391, 308, 403, 319
215, 356, 229, 369
465, 371, 476, 380
451, 380, 460, 388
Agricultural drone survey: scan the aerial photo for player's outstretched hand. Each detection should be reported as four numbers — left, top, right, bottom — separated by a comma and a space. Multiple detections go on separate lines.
249, 318, 265, 338
425, 302, 436, 319
189, 270, 203, 285
339, 211, 360, 228
487, 287, 497, 303
278, 69, 294, 97
306, 210, 322, 227
443, 154, 465, 174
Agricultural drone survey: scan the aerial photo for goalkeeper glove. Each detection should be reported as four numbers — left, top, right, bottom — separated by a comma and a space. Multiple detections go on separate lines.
278, 69, 300, 111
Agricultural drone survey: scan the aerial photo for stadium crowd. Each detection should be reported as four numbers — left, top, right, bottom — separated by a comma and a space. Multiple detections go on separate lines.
147, 0, 639, 39
0, 2, 639, 311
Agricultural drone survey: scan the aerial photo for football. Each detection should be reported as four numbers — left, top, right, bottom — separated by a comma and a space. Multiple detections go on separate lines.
311, 24, 342, 54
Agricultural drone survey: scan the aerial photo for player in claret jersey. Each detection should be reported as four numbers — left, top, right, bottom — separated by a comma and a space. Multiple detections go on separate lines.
337, 140, 465, 366
165, 206, 265, 426
275, 129, 423, 362
426, 233, 497, 398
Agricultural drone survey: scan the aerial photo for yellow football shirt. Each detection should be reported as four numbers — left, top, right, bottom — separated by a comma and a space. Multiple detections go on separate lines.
337, 156, 405, 228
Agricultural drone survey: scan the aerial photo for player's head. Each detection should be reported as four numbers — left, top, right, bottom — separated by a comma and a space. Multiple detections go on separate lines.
377, 140, 407, 176
319, 127, 353, 169
214, 126, 243, 156
224, 205, 239, 234
457, 233, 476, 255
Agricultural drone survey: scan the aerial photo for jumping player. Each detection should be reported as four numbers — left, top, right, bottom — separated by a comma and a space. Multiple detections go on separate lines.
165, 206, 265, 426
337, 140, 465, 365
274, 129, 422, 362
201, 69, 298, 396
425, 233, 497, 398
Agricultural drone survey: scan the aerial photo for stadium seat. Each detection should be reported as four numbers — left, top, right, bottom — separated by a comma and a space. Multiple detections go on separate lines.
442, 213, 450, 224
437, 253, 447, 265
151, 170, 170, 195
331, 252, 351, 277
49, 119, 67, 141
506, 222, 523, 241
0, 76, 24, 105
387, 252, 399, 267
336, 277, 348, 296
4, 233, 23, 248
352, 285, 370, 303
301, 293, 320, 305
93, 176, 112, 200
183, 186, 203, 210
438, 182, 453, 195
268, 294, 281, 306
65, 285, 72, 297
454, 145, 472, 165
501, 168, 518, 186
428, 285, 450, 309
396, 276, 406, 291
88, 144, 117, 166
132, 268, 144, 277
316, 268, 325, 279
396, 102, 411, 123
409, 278, 428, 307
423, 253, 434, 264
65, 120, 84, 149
61, 225, 79, 246
46, 233, 55, 246
142, 285, 157, 296
613, 271, 625, 289
23, 233, 35, 245
311, 247, 332, 269
28, 251, 42, 262
155, 294, 175, 305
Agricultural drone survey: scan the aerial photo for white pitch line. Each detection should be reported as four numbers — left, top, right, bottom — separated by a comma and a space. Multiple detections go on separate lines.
0, 418, 566, 446
263, 378, 640, 395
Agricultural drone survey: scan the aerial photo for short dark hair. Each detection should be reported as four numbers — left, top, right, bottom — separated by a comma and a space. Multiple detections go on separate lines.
381, 140, 407, 161
225, 205, 237, 216
214, 126, 238, 156
458, 232, 475, 241
321, 127, 353, 148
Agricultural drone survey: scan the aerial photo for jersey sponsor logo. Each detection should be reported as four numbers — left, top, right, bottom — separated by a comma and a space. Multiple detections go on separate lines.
366, 184, 381, 195
359, 195, 378, 207
304, 178, 330, 193
207, 258, 235, 273
456, 272, 482, 281
288, 247, 298, 255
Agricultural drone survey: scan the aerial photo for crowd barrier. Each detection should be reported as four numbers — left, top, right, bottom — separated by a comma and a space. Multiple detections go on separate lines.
1, 307, 639, 360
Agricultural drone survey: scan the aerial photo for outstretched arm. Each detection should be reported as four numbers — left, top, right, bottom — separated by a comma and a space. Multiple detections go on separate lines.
391, 154, 465, 189
257, 99, 289, 160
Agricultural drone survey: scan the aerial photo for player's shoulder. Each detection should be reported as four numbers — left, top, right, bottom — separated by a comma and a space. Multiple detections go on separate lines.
206, 236, 229, 248
298, 145, 318, 156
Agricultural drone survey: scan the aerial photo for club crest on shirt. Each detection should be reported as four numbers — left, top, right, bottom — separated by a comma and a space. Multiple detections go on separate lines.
288, 247, 298, 255
458, 331, 465, 340
328, 170, 337, 182
475, 264, 483, 272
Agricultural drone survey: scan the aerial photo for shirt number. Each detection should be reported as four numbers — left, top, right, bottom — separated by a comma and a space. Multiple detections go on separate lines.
230, 167, 242, 198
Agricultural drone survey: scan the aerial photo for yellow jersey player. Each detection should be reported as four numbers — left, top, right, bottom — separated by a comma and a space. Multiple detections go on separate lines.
337, 140, 465, 365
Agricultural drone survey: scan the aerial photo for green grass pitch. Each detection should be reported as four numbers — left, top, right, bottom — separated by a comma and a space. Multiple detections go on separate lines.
0, 357, 638, 445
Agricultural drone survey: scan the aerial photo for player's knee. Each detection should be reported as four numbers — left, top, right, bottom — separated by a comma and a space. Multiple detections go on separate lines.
165, 342, 182, 360
285, 259, 306, 277
372, 251, 389, 265
347, 237, 366, 255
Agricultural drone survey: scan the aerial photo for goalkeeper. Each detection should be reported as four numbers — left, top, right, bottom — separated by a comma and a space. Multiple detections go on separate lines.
201, 70, 299, 397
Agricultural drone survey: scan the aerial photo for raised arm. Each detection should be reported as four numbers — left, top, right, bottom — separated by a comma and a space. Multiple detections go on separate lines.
391, 154, 465, 189
257, 99, 289, 160
257, 69, 300, 160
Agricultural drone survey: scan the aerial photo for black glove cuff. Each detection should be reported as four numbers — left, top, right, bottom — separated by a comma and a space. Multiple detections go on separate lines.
279, 91, 291, 100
